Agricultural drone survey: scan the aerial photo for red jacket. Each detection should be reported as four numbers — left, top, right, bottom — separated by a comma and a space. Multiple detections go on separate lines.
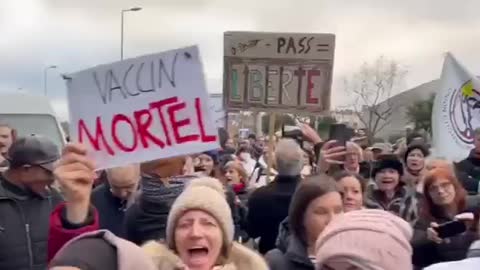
47, 203, 99, 262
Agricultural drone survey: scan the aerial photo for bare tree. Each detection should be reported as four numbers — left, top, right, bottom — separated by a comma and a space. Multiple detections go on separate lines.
344, 56, 407, 143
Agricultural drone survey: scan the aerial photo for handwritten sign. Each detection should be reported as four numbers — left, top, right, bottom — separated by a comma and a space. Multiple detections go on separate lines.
223, 31, 335, 113
66, 46, 219, 169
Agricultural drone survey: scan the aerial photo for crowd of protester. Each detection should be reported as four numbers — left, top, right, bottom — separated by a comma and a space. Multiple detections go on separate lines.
1, 120, 480, 270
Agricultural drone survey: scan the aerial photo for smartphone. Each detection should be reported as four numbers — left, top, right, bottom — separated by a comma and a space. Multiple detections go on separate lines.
328, 124, 353, 147
435, 220, 467, 238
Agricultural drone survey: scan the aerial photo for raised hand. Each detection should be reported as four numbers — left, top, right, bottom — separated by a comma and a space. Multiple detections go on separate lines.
54, 143, 96, 223
299, 123, 322, 144
318, 140, 346, 173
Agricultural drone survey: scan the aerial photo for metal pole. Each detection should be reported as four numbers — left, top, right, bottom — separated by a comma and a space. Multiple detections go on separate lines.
44, 68, 47, 96
120, 7, 141, 61
267, 113, 276, 182
121, 10, 125, 60
44, 65, 57, 96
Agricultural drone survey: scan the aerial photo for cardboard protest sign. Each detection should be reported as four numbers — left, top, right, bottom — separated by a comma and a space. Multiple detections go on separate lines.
66, 46, 219, 169
223, 31, 335, 113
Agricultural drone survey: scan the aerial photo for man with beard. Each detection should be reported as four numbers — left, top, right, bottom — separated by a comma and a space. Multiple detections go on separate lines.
0, 123, 15, 171
0, 135, 62, 270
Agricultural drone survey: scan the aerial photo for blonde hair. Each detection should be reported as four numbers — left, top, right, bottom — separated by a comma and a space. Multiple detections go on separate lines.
223, 161, 248, 184
346, 142, 364, 161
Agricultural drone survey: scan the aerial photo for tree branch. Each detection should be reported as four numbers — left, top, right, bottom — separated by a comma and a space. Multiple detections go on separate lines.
345, 56, 406, 140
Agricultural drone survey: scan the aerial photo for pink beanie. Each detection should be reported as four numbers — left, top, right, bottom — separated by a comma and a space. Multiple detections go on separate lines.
315, 209, 413, 270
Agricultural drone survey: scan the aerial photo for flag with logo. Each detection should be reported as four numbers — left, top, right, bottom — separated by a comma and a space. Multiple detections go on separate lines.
432, 53, 480, 161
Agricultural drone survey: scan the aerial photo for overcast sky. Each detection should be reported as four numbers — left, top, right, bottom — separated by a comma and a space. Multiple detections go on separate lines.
2, 0, 480, 121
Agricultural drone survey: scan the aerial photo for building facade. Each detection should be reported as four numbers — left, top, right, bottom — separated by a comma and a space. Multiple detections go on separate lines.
361, 79, 438, 139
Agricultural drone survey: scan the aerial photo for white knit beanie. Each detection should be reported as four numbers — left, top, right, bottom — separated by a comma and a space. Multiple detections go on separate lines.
166, 177, 234, 252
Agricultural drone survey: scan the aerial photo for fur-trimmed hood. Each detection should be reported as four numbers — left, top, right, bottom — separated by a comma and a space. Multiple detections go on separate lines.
142, 241, 269, 270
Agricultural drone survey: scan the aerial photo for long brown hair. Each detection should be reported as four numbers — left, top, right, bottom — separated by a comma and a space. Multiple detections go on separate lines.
289, 174, 339, 245
422, 168, 467, 220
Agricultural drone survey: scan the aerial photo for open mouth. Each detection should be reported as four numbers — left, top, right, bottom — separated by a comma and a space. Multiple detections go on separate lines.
187, 247, 210, 263
195, 166, 207, 172
380, 179, 395, 185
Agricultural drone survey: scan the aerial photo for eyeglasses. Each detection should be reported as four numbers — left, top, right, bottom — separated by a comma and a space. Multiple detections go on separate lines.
428, 182, 453, 193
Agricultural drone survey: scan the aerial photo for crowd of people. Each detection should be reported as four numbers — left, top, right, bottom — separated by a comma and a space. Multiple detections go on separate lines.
1, 120, 480, 270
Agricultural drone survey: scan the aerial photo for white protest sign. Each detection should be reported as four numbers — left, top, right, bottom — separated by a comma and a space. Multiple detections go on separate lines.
432, 52, 480, 161
223, 31, 335, 113
66, 46, 219, 169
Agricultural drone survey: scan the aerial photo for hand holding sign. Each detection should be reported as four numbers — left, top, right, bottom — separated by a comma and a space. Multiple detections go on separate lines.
66, 46, 219, 169
54, 143, 96, 223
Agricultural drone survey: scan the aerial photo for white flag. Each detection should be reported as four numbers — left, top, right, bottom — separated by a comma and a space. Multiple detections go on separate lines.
432, 53, 480, 161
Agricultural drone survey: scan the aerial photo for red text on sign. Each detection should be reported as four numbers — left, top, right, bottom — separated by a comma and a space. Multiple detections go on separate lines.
77, 96, 216, 156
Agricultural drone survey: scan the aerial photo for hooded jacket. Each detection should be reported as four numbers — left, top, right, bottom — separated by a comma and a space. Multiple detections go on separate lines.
142, 240, 269, 270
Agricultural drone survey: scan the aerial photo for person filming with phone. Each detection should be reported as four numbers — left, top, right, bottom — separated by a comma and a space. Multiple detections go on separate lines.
412, 168, 478, 268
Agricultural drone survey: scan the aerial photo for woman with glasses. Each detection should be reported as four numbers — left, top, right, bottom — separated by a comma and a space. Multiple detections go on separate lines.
412, 168, 478, 268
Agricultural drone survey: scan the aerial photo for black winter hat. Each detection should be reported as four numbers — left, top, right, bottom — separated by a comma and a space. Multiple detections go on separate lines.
404, 143, 430, 163
372, 154, 403, 178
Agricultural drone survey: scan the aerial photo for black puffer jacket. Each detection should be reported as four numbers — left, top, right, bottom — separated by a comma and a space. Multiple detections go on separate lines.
266, 232, 314, 270
0, 177, 63, 270
455, 150, 480, 194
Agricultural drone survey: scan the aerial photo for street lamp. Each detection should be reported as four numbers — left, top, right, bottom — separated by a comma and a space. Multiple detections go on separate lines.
121, 7, 142, 60
44, 65, 57, 96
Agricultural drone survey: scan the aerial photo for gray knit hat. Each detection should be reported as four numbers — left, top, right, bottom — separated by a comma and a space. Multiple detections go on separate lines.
166, 177, 234, 252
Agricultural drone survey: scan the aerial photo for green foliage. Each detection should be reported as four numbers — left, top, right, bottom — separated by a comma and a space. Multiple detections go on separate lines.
313, 116, 336, 139
405, 94, 435, 134
317, 116, 337, 131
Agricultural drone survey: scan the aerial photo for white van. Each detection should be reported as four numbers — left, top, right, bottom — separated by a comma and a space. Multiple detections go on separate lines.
0, 93, 66, 149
